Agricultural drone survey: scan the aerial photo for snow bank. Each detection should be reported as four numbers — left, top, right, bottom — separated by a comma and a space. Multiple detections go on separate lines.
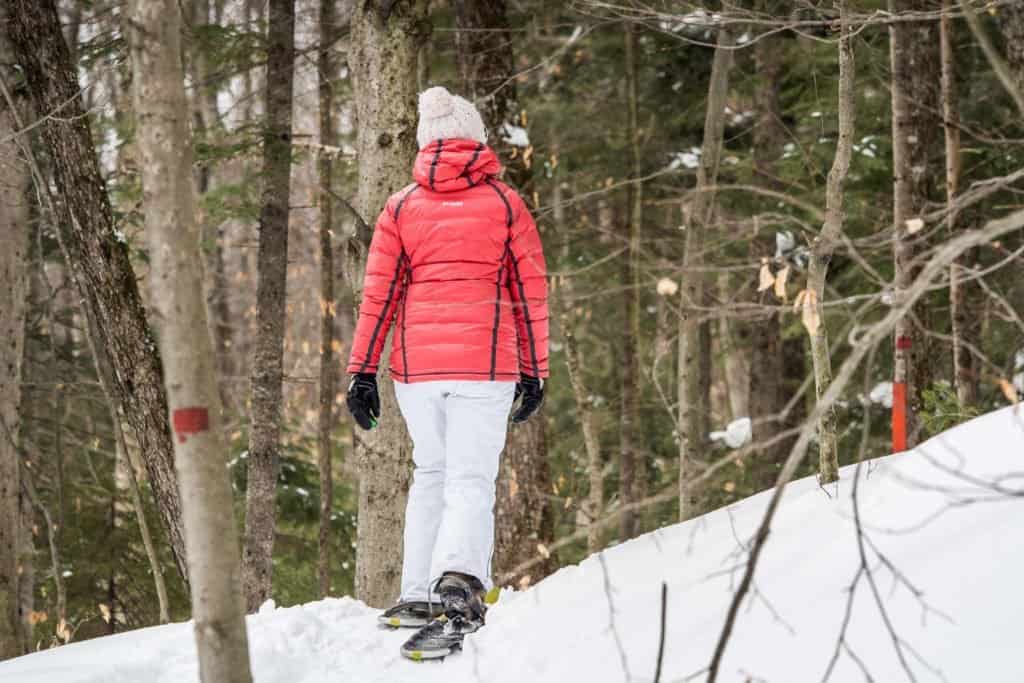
3, 407, 1022, 682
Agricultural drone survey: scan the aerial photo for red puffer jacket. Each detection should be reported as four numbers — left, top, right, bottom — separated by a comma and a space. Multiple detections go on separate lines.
347, 138, 549, 383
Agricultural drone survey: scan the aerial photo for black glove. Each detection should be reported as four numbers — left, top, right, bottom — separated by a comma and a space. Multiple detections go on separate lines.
511, 374, 544, 423
346, 373, 380, 430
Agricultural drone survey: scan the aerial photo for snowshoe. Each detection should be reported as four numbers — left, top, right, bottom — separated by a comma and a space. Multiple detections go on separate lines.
378, 600, 446, 628
400, 572, 487, 661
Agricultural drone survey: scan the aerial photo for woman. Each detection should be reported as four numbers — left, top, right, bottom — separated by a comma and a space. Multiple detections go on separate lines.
345, 86, 549, 659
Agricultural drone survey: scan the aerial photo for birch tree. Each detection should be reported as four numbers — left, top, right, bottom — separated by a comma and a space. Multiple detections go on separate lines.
243, 0, 296, 611
678, 29, 733, 521
126, 0, 252, 678
348, 0, 429, 607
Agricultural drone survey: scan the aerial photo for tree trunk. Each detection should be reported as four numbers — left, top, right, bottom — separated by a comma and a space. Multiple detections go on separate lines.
943, 0, 974, 408
126, 0, 253, 679
454, 0, 556, 582
617, 22, 644, 541
452, 0, 530, 191
717, 273, 749, 421
243, 0, 296, 612
806, 0, 854, 485
348, 0, 427, 608
316, 0, 339, 600
494, 420, 554, 587
188, 0, 235, 413
678, 30, 732, 521
998, 1, 1024, 95
0, 55, 30, 658
82, 303, 171, 624
889, 0, 941, 450
551, 167, 604, 554
748, 1, 787, 482
5, 0, 190, 584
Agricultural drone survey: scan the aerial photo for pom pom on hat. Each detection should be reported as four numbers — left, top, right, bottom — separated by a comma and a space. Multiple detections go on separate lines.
418, 87, 454, 119
416, 86, 487, 149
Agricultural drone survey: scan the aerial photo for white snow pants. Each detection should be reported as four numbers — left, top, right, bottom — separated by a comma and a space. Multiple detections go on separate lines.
394, 379, 516, 601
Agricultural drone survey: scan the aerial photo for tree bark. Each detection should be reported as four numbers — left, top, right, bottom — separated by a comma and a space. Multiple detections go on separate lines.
348, 0, 427, 608
452, 0, 530, 191
0, 54, 30, 658
82, 304, 171, 624
806, 0, 854, 485
889, 0, 941, 450
243, 0, 296, 612
618, 21, 644, 541
943, 0, 974, 408
126, 0, 253, 678
997, 1, 1024, 96
454, 0, 556, 582
748, 4, 787, 480
5, 0, 190, 583
188, 0, 235, 413
316, 0, 339, 600
678, 30, 732, 521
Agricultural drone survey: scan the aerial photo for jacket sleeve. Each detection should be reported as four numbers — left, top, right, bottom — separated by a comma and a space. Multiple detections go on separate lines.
506, 193, 550, 378
347, 201, 407, 375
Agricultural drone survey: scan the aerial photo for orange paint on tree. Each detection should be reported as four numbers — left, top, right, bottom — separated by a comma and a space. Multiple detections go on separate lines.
891, 382, 907, 453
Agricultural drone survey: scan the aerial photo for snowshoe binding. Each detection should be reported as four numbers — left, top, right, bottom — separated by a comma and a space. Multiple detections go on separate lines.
400, 572, 487, 661
378, 600, 446, 628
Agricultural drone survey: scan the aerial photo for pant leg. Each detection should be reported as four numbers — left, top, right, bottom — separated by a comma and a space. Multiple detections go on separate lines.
429, 380, 516, 592
394, 380, 453, 601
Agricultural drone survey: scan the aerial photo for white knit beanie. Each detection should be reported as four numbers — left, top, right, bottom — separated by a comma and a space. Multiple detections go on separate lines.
416, 86, 487, 149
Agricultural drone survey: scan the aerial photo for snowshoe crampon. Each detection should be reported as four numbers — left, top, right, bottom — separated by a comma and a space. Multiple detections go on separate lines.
400, 613, 481, 661
378, 600, 445, 628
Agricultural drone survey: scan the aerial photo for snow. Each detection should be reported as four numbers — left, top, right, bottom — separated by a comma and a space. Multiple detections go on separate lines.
709, 416, 752, 448
869, 381, 894, 408
668, 147, 701, 170
498, 123, 530, 148
4, 407, 1023, 682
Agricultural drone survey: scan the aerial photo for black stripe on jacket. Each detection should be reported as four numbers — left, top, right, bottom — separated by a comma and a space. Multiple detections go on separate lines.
485, 179, 540, 378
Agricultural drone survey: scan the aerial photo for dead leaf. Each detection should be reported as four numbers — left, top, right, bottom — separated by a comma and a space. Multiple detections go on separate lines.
99, 603, 111, 623
793, 289, 807, 311
905, 217, 924, 234
57, 618, 71, 643
656, 277, 679, 296
723, 481, 736, 493
796, 288, 821, 335
997, 379, 1019, 404
757, 260, 775, 292
537, 543, 551, 559
518, 575, 532, 590
29, 610, 47, 625
774, 265, 790, 302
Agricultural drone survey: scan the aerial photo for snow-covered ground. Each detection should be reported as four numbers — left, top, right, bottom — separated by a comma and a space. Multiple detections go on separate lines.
3, 406, 1022, 682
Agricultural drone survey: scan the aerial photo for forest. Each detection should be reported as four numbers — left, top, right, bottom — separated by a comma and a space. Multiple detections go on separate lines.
2, 0, 1024, 679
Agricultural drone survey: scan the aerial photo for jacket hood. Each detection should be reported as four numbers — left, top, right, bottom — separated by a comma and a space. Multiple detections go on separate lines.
413, 138, 502, 192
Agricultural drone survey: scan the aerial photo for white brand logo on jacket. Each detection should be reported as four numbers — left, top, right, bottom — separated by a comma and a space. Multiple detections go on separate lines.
441, 201, 464, 207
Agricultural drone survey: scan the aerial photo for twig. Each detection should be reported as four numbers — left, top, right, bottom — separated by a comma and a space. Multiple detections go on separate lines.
654, 582, 667, 683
